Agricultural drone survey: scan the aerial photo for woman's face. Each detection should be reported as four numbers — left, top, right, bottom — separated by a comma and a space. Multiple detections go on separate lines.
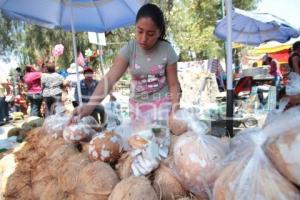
135, 17, 161, 50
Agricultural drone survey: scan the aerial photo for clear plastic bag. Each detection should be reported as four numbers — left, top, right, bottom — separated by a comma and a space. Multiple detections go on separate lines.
43, 109, 69, 138
171, 109, 229, 199
63, 116, 97, 144
286, 72, 300, 96
125, 110, 171, 176
264, 106, 300, 187
213, 129, 300, 200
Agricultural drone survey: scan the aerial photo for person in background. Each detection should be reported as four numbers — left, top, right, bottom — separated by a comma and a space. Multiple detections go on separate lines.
264, 55, 283, 107
41, 62, 65, 116
66, 63, 84, 108
0, 77, 9, 125
74, 67, 106, 124
35, 58, 46, 73
207, 58, 225, 91
71, 3, 181, 123
105, 93, 122, 128
288, 41, 300, 75
252, 62, 258, 68
23, 65, 43, 117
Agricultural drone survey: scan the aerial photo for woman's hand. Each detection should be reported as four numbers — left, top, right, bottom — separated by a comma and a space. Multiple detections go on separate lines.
69, 104, 95, 124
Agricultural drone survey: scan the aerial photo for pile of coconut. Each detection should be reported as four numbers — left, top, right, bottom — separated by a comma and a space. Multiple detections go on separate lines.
1, 107, 300, 200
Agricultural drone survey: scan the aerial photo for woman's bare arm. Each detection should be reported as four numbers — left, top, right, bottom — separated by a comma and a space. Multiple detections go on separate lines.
79, 55, 129, 116
166, 63, 181, 114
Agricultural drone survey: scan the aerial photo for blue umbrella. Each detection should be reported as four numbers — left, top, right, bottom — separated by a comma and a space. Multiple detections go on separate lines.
0, 0, 147, 32
0, 0, 147, 105
214, 8, 299, 45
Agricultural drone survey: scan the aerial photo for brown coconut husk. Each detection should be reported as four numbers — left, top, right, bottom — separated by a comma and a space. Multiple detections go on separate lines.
37, 134, 66, 157
58, 152, 90, 192
108, 176, 158, 200
115, 152, 133, 179
40, 179, 66, 200
153, 163, 187, 200
46, 144, 78, 177
0, 154, 32, 199
73, 161, 120, 200
31, 158, 53, 199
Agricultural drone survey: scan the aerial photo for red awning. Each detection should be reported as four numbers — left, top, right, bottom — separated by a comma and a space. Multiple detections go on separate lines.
269, 49, 290, 64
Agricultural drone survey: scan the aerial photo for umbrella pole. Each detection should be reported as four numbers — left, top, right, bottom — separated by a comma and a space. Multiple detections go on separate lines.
96, 34, 104, 76
70, 0, 83, 106
225, 0, 234, 137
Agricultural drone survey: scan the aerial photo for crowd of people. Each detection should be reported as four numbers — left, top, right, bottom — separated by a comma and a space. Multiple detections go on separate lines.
0, 59, 115, 125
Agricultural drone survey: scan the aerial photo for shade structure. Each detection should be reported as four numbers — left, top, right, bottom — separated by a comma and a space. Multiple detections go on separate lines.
0, 0, 147, 32
214, 8, 299, 45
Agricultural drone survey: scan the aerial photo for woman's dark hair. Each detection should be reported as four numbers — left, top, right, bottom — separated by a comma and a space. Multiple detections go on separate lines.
136, 3, 166, 40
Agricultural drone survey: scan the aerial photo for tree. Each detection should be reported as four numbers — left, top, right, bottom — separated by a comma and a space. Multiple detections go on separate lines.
0, 11, 21, 61
165, 0, 260, 60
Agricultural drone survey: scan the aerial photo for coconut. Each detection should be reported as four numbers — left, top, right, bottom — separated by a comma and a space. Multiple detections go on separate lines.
109, 176, 158, 200
32, 158, 53, 199
115, 152, 133, 179
38, 134, 65, 157
153, 163, 187, 200
63, 123, 96, 144
0, 154, 32, 199
58, 153, 90, 192
266, 130, 300, 186
39, 179, 66, 200
72, 161, 119, 199
25, 127, 46, 147
168, 115, 188, 136
213, 159, 300, 200
46, 144, 78, 177
88, 131, 122, 163
173, 131, 229, 199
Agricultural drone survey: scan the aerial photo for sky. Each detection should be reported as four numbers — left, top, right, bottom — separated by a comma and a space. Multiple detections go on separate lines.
255, 0, 300, 29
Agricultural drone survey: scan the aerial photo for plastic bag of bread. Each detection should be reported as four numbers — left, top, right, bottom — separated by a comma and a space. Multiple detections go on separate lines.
128, 119, 170, 176
63, 117, 97, 144
213, 129, 300, 200
88, 130, 123, 163
172, 110, 229, 199
263, 106, 300, 186
266, 129, 300, 186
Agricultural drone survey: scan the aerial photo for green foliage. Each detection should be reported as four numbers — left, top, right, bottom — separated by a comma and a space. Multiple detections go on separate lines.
166, 0, 260, 61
